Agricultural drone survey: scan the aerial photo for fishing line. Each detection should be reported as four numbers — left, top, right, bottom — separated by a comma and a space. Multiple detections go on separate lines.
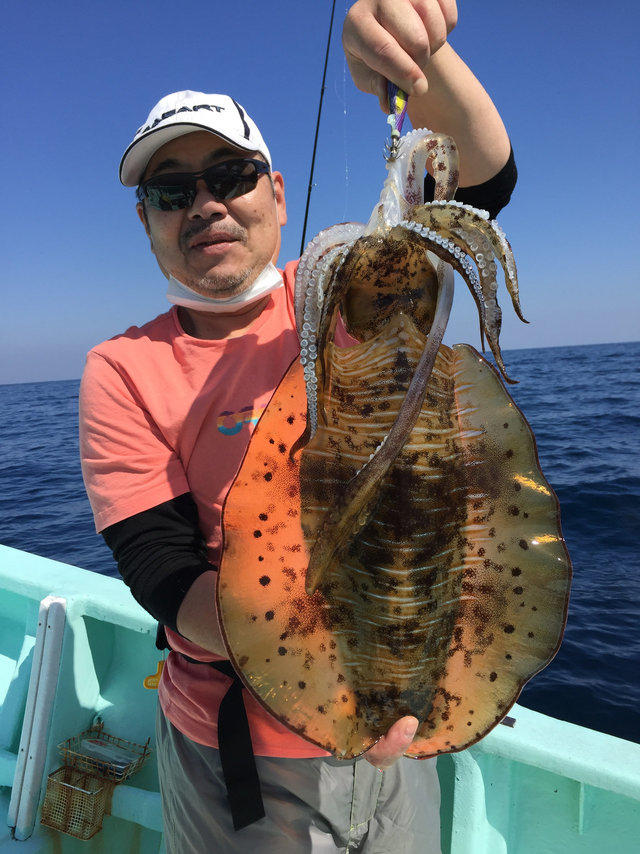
300, 0, 337, 256
341, 32, 350, 223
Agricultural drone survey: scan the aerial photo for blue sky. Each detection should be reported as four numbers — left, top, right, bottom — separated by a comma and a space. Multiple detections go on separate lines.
2, 0, 638, 384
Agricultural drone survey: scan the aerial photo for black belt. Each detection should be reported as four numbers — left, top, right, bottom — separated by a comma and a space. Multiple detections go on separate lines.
156, 626, 265, 830
208, 659, 266, 830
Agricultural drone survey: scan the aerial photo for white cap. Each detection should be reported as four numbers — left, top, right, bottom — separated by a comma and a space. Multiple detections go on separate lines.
119, 90, 272, 186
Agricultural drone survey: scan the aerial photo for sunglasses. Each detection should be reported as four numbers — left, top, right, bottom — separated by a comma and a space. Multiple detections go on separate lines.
137, 158, 271, 211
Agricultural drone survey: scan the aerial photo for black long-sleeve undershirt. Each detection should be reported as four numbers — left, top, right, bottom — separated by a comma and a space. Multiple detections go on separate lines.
102, 493, 212, 632
101, 147, 518, 628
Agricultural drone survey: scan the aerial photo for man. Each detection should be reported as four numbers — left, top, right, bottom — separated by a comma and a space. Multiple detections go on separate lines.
80, 1, 517, 850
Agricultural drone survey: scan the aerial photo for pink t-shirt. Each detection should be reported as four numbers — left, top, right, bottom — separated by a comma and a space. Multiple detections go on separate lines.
80, 261, 340, 757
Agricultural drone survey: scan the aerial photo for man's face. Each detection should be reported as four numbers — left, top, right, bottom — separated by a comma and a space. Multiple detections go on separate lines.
137, 131, 287, 298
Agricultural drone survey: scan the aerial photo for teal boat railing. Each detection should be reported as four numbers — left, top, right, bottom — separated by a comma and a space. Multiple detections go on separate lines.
0, 544, 638, 853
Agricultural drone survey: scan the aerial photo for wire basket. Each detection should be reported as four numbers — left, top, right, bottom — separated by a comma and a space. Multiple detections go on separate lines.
41, 766, 110, 840
58, 725, 151, 783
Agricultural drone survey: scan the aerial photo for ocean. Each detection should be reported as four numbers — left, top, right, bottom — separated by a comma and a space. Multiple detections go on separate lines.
1, 341, 638, 744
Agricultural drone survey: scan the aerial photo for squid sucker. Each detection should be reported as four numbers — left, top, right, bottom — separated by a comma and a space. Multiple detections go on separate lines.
217, 129, 572, 759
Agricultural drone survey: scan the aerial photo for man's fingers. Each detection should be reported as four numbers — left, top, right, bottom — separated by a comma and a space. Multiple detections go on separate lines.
343, 0, 458, 108
343, 12, 430, 102
364, 716, 419, 770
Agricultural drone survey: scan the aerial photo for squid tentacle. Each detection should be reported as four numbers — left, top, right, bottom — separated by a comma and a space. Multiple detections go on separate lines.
422, 201, 524, 323
405, 204, 521, 382
295, 245, 349, 451
430, 216, 502, 360
295, 222, 365, 334
295, 223, 365, 443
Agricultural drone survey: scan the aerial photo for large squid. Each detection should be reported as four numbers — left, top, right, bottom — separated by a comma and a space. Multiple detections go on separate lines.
217, 129, 572, 759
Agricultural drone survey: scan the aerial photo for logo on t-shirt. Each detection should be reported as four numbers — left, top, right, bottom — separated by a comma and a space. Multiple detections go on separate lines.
217, 406, 264, 436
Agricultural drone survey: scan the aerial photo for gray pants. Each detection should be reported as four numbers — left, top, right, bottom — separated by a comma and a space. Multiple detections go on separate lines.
156, 708, 441, 853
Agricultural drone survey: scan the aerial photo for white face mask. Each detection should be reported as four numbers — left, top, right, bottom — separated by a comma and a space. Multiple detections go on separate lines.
166, 263, 283, 313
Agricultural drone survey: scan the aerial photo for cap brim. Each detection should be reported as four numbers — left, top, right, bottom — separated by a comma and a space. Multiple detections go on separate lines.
119, 122, 261, 187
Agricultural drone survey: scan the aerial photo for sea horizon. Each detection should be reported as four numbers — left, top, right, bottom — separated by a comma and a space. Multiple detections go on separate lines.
2, 338, 638, 388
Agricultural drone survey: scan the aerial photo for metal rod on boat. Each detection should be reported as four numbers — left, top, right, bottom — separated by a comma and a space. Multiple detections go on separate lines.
8, 597, 67, 840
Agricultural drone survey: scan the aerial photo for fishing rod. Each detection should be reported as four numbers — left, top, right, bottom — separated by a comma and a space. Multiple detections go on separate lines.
299, 0, 337, 256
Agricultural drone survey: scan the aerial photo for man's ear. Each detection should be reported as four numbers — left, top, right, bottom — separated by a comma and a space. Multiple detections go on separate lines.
271, 171, 287, 227
136, 202, 155, 253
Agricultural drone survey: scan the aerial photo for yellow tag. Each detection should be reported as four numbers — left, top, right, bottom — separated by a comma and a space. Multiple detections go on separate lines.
143, 659, 165, 690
